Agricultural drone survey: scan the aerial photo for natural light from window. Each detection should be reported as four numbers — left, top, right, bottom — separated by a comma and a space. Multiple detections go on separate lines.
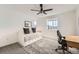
47, 19, 58, 29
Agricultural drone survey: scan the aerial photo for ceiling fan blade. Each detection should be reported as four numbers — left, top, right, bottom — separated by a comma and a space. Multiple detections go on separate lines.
44, 9, 53, 11
31, 9, 39, 11
37, 12, 41, 15
37, 11, 47, 15
37, 11, 42, 15
43, 11, 47, 15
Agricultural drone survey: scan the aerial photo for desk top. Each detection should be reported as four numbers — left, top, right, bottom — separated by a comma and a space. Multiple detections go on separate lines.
66, 36, 79, 43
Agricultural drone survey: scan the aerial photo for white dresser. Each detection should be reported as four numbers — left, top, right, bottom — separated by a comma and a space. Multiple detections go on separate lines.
18, 28, 42, 47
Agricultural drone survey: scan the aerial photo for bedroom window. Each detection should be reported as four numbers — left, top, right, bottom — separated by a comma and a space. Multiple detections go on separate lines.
47, 19, 58, 29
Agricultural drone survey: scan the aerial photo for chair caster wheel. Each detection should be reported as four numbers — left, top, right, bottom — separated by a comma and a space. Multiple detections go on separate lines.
55, 49, 58, 51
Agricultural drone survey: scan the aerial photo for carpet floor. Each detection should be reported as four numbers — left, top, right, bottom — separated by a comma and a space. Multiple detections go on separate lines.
0, 37, 79, 54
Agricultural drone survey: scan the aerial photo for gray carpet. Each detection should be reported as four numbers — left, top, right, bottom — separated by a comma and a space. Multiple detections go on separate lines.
0, 37, 79, 54
23, 37, 79, 54
23, 37, 58, 54
0, 43, 26, 54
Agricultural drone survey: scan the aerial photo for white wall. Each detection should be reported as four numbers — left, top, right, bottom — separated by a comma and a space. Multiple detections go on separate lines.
58, 10, 76, 35
0, 5, 77, 47
0, 5, 39, 47
0, 5, 76, 36
0, 5, 26, 47
37, 10, 76, 36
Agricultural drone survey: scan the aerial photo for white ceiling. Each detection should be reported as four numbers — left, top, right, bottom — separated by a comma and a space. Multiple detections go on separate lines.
0, 4, 79, 17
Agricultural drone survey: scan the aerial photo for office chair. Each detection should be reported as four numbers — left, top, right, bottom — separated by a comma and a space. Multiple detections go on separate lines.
55, 30, 71, 54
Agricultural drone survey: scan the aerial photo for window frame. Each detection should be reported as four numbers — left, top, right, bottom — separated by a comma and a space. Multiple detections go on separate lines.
47, 18, 58, 29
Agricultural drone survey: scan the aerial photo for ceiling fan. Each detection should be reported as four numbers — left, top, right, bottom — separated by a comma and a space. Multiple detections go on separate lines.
31, 4, 53, 15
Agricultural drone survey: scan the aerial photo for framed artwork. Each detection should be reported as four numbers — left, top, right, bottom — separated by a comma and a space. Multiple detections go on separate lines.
24, 21, 32, 27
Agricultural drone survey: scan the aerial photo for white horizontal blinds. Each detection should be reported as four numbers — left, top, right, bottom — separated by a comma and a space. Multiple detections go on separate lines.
47, 20, 52, 29
52, 20, 58, 29
47, 18, 58, 29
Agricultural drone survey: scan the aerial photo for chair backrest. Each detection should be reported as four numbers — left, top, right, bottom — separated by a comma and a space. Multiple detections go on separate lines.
57, 30, 64, 44
57, 30, 62, 39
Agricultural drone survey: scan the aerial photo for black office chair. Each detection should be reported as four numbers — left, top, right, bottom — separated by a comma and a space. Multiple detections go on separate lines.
55, 30, 71, 54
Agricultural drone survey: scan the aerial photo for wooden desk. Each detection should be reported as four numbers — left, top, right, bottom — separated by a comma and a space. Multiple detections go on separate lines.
66, 36, 79, 49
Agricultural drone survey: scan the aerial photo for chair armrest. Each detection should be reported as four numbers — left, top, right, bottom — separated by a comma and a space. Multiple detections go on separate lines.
63, 36, 65, 39
62, 36, 65, 39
